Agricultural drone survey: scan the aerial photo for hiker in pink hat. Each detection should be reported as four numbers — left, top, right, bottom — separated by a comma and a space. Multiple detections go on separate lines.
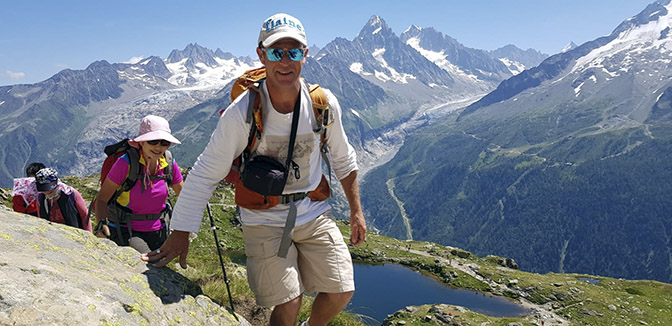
95, 115, 184, 254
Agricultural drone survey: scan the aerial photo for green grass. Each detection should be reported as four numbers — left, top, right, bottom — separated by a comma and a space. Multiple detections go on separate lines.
5, 172, 672, 325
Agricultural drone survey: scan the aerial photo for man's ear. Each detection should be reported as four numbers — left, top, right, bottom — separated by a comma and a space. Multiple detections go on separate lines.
256, 48, 266, 65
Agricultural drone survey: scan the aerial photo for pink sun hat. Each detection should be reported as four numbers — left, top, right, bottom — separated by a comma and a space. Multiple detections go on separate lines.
132, 115, 181, 144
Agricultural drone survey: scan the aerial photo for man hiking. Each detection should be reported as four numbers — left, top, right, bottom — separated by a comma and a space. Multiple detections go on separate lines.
143, 13, 366, 326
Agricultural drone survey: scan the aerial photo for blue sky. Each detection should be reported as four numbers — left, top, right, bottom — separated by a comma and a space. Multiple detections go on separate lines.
0, 0, 656, 86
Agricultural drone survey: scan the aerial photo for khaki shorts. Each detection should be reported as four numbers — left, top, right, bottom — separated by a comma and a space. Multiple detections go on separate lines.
242, 212, 355, 307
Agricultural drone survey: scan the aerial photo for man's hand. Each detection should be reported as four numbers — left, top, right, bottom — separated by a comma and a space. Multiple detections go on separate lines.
339, 170, 366, 246
349, 211, 366, 246
141, 230, 190, 268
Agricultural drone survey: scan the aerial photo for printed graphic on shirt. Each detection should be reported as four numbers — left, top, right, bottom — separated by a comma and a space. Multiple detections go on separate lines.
256, 132, 317, 188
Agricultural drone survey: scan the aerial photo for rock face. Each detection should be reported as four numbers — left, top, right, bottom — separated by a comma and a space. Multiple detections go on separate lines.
0, 209, 248, 326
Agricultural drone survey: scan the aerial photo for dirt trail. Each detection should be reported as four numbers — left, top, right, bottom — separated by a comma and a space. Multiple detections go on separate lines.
386, 178, 413, 240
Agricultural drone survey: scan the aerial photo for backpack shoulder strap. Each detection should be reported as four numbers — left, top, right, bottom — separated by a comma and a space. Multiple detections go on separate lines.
307, 83, 333, 182
120, 147, 140, 192
163, 150, 174, 186
243, 81, 264, 160
38, 193, 49, 221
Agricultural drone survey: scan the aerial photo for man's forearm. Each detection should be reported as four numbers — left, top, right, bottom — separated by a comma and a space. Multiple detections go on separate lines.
340, 170, 362, 215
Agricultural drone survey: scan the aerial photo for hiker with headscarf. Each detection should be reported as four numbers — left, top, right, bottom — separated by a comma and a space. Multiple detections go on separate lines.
95, 115, 184, 254
12, 162, 46, 217
35, 167, 92, 232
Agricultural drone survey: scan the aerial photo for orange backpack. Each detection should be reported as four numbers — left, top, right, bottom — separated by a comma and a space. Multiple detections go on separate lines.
224, 67, 332, 209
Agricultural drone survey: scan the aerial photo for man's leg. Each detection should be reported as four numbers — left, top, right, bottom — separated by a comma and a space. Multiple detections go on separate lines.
306, 291, 354, 326
270, 295, 302, 326
294, 214, 356, 325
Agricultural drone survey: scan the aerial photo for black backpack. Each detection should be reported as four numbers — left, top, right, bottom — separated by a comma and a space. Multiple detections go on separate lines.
100, 139, 174, 197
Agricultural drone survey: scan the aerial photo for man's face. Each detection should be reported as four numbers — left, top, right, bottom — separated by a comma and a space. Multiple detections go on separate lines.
257, 38, 307, 91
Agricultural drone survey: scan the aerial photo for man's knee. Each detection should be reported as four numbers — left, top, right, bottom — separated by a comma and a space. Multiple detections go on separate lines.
277, 295, 303, 311
324, 291, 354, 304
271, 295, 303, 325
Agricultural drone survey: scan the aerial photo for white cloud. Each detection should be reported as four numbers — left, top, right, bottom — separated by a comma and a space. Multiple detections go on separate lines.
6, 70, 25, 79
124, 56, 144, 64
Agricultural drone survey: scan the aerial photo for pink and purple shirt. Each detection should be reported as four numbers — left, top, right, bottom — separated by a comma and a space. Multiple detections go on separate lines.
107, 153, 183, 232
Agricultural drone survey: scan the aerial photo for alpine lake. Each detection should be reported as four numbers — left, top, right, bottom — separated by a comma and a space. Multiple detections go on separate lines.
348, 263, 530, 325
227, 251, 530, 324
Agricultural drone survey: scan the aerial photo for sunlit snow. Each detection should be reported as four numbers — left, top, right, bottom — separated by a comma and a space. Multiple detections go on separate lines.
124, 56, 144, 64
405, 37, 480, 80
370, 48, 416, 83
165, 56, 260, 90
349, 62, 372, 76
572, 2, 672, 74
498, 58, 525, 75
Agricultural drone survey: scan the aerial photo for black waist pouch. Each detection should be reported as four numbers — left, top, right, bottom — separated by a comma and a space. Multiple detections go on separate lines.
241, 155, 288, 196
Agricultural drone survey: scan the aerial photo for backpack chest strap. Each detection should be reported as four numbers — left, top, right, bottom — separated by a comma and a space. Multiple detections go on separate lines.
107, 202, 166, 222
277, 192, 311, 205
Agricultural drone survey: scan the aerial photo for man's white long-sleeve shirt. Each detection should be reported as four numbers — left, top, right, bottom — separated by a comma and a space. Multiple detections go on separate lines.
170, 80, 358, 232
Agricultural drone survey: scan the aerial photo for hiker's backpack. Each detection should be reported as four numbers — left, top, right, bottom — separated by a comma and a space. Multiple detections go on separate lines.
224, 67, 332, 209
100, 138, 174, 196
38, 191, 84, 229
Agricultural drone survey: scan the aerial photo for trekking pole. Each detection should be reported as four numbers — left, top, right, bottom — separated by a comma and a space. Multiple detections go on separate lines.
206, 203, 238, 320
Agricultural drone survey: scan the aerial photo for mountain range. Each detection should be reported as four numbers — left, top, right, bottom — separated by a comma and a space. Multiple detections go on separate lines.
15, 2, 672, 285
361, 0, 672, 283
0, 15, 545, 187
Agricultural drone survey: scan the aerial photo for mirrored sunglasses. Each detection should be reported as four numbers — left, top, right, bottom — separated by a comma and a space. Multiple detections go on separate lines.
146, 139, 171, 146
262, 48, 306, 62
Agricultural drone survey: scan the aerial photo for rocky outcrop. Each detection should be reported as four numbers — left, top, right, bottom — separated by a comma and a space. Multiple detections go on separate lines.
0, 209, 248, 326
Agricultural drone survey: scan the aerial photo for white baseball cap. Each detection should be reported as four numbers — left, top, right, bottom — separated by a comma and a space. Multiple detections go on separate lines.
258, 13, 308, 48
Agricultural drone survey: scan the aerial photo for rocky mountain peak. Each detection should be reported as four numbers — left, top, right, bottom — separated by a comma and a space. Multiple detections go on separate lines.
215, 48, 235, 60
136, 56, 171, 78
403, 24, 422, 37
166, 43, 218, 67
561, 41, 578, 53
610, 0, 671, 37
358, 15, 394, 40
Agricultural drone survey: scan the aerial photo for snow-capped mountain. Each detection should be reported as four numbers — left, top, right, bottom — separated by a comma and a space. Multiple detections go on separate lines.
361, 0, 672, 283
400, 25, 513, 86
463, 0, 672, 118
488, 44, 548, 75
0, 43, 260, 184
561, 41, 578, 53
0, 16, 543, 186
315, 15, 458, 101
315, 15, 543, 103
164, 43, 258, 89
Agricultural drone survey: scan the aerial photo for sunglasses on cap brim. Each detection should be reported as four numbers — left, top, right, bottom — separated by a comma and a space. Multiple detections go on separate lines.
262, 48, 306, 62
146, 139, 171, 146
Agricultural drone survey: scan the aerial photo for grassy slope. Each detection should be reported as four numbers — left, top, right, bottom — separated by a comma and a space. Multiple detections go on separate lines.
3, 173, 671, 326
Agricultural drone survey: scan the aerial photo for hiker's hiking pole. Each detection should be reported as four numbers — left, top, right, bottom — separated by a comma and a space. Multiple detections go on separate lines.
206, 203, 238, 320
